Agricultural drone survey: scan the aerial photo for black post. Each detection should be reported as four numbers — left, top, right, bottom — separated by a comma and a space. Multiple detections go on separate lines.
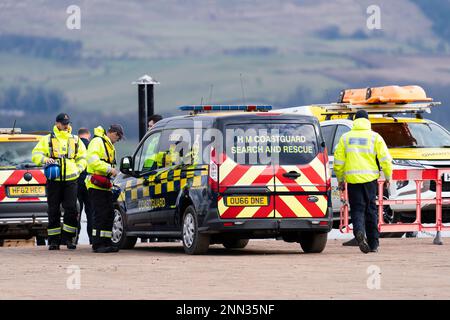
146, 84, 154, 120
138, 84, 146, 142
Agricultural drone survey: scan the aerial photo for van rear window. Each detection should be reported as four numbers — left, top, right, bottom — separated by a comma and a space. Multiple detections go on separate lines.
226, 123, 318, 165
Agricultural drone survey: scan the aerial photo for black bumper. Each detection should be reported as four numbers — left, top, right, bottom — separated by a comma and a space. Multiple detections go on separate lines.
0, 202, 48, 238
199, 207, 333, 236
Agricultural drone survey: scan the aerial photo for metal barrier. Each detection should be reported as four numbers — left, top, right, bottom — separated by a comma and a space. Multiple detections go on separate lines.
339, 168, 450, 245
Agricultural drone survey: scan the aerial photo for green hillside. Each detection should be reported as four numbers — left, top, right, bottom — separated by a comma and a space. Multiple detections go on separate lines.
1, 0, 450, 135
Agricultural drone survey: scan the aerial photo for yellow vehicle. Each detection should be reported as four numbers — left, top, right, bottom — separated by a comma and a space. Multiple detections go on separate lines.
0, 128, 48, 245
279, 85, 450, 233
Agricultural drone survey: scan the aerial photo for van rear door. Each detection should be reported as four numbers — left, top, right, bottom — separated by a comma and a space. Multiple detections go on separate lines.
218, 123, 275, 219
272, 123, 329, 218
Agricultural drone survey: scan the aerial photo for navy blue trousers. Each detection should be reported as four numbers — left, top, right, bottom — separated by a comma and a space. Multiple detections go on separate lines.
348, 180, 379, 249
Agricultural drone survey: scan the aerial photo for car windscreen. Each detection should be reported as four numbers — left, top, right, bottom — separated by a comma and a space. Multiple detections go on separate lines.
225, 123, 318, 165
371, 122, 450, 148
0, 142, 36, 168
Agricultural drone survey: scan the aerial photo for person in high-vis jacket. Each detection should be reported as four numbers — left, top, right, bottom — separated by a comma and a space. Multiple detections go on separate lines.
333, 110, 392, 254
32, 113, 87, 250
86, 124, 123, 253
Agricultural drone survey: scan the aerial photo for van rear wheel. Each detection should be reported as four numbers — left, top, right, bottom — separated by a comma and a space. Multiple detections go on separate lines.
182, 206, 210, 255
223, 239, 249, 249
299, 232, 327, 253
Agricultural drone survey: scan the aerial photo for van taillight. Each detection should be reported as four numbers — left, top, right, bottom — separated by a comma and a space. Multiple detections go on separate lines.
323, 150, 331, 190
209, 147, 219, 192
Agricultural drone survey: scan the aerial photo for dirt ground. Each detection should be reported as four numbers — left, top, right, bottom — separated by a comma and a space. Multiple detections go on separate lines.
0, 238, 449, 300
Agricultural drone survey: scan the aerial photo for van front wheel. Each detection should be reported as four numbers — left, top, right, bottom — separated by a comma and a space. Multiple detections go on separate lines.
182, 206, 210, 255
299, 232, 327, 253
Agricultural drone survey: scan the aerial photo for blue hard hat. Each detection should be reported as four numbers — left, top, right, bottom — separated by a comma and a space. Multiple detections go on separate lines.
44, 163, 60, 180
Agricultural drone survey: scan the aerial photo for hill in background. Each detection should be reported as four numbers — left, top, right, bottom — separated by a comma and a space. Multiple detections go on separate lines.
1, 0, 450, 141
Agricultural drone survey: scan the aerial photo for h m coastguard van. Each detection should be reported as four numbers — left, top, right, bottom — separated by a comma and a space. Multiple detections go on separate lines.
113, 105, 332, 254
279, 85, 450, 233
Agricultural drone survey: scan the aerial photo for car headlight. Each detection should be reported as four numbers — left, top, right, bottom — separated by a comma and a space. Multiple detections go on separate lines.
392, 159, 424, 167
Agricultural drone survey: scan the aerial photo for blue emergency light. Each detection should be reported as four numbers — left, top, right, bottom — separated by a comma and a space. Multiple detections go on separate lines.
179, 105, 272, 112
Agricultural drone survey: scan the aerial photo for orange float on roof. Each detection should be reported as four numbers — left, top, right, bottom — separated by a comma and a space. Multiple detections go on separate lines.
339, 85, 433, 104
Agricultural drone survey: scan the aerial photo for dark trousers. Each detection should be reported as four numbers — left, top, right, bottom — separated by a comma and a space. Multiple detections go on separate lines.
348, 180, 379, 250
46, 180, 78, 245
77, 181, 93, 244
89, 188, 114, 249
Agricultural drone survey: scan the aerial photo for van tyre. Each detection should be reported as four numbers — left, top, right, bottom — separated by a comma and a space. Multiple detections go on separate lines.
223, 239, 249, 249
299, 232, 327, 253
182, 206, 210, 255
112, 206, 137, 249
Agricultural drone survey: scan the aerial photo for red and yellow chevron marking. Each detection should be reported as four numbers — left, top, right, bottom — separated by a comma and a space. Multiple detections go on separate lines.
0, 169, 47, 203
274, 154, 328, 218
274, 154, 328, 192
218, 154, 274, 218
217, 153, 329, 219
275, 195, 328, 218
219, 155, 275, 190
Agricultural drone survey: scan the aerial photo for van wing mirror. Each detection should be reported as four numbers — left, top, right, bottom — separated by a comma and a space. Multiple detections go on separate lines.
120, 156, 133, 176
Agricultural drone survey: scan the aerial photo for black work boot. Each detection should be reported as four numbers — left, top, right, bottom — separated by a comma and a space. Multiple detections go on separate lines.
355, 231, 370, 254
65, 236, 77, 250
342, 237, 359, 246
49, 244, 60, 250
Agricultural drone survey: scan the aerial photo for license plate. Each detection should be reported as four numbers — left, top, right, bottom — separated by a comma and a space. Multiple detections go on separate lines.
225, 195, 269, 207
444, 173, 450, 182
7, 185, 46, 197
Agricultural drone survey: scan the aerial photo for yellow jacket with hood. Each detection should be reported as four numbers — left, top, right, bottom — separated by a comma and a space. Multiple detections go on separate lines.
32, 125, 87, 181
333, 118, 392, 184
85, 126, 116, 191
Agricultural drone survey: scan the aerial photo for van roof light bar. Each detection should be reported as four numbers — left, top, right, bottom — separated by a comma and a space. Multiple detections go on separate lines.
179, 105, 272, 113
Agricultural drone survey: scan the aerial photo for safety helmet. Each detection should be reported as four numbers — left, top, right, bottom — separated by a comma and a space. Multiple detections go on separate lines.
44, 163, 60, 180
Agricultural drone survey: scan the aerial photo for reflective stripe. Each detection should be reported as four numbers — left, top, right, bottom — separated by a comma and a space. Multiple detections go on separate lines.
87, 155, 100, 164
345, 170, 379, 175
64, 172, 79, 179
48, 228, 61, 235
379, 156, 390, 162
346, 148, 375, 154
63, 224, 77, 234
92, 229, 97, 236
334, 159, 345, 165
100, 230, 112, 238
33, 151, 45, 156
348, 137, 368, 146
370, 134, 376, 154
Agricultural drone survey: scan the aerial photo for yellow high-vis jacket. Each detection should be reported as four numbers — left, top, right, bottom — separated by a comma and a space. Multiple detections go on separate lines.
32, 125, 86, 181
85, 126, 116, 191
333, 118, 392, 184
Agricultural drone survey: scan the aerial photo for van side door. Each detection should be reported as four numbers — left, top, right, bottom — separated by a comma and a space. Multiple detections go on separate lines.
127, 131, 162, 231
